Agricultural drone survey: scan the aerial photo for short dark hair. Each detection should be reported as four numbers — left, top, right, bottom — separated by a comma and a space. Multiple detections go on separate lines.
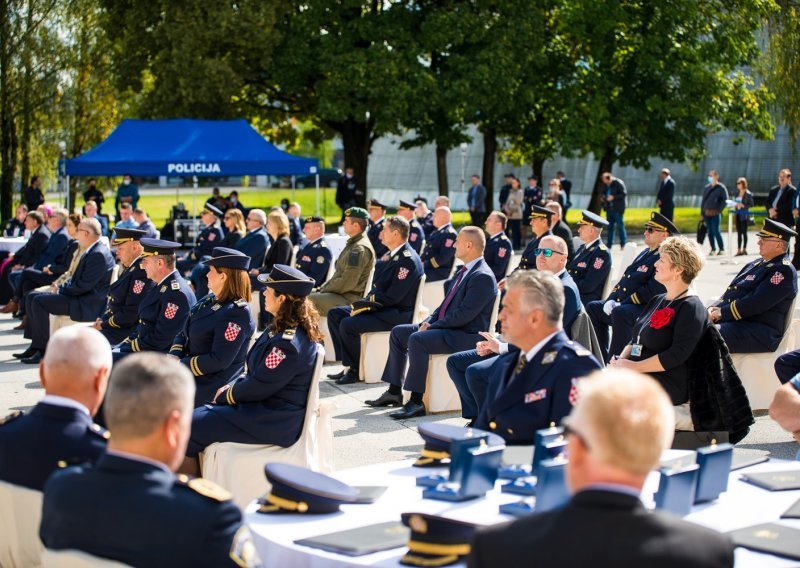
385, 216, 410, 240
27, 211, 44, 225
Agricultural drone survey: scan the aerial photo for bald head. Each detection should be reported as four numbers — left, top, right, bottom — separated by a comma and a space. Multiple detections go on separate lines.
536, 235, 569, 273
433, 207, 452, 228
455, 226, 486, 263
41, 327, 113, 416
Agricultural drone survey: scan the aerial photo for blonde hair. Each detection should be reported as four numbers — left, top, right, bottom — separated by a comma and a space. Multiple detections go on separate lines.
659, 236, 705, 284
267, 209, 290, 238
225, 208, 246, 235
571, 369, 674, 475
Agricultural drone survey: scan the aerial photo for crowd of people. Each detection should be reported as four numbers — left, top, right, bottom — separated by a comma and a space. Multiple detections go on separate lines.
0, 168, 799, 567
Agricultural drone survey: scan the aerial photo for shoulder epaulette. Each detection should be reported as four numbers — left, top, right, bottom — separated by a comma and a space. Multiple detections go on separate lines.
233, 299, 248, 308
171, 280, 181, 290
282, 328, 297, 340
599, 244, 607, 251
89, 422, 111, 440
319, 240, 328, 248
403, 250, 411, 257
176, 474, 233, 502
0, 410, 22, 426
565, 341, 593, 357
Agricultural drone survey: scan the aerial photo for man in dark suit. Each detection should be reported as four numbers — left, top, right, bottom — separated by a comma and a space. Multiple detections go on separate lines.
23, 175, 44, 211
545, 201, 575, 260
468, 175, 487, 227
327, 217, 424, 384
0, 210, 50, 306
469, 369, 734, 568
18, 218, 116, 364
601, 172, 627, 249
768, 168, 795, 228
567, 211, 612, 304
0, 327, 111, 491
367, 227, 498, 419
40, 353, 261, 568
133, 208, 158, 239
235, 209, 270, 269
287, 202, 308, 249
657, 168, 676, 221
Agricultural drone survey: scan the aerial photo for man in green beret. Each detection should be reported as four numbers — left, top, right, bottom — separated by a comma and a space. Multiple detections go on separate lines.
309, 207, 375, 315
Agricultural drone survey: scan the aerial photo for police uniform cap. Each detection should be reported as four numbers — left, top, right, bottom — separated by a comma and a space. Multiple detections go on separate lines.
757, 218, 798, 241
368, 199, 387, 210
577, 210, 609, 229
400, 512, 478, 566
529, 205, 554, 220
415, 423, 505, 468
398, 200, 416, 211
645, 211, 680, 235
111, 228, 147, 246
304, 215, 325, 224
257, 264, 315, 296
140, 238, 181, 257
344, 207, 369, 220
204, 203, 223, 217
202, 247, 250, 271
259, 463, 357, 514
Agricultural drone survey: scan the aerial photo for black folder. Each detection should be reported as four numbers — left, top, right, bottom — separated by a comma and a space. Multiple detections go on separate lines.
728, 523, 800, 560
740, 470, 800, 491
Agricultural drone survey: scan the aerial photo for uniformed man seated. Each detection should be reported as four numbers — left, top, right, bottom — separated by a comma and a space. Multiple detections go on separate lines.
366, 227, 498, 419
176, 203, 225, 273
708, 219, 798, 353
326, 216, 425, 385
469, 369, 735, 568
94, 227, 155, 345
567, 211, 612, 304
397, 199, 425, 253
483, 210, 513, 281
0, 327, 111, 492
113, 238, 196, 361
309, 207, 375, 316
545, 201, 575, 260
367, 199, 389, 259
475, 270, 601, 443
416, 199, 434, 237
586, 212, 678, 363
294, 215, 333, 287
420, 206, 458, 282
40, 353, 262, 568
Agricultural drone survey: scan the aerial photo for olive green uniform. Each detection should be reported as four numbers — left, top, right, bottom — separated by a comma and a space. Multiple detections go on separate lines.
310, 232, 375, 315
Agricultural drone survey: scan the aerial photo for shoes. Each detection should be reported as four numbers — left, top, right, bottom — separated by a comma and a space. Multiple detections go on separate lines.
327, 368, 347, 381
0, 300, 18, 314
365, 391, 403, 407
390, 401, 427, 420
13, 346, 36, 359
465, 419, 476, 428
717, 250, 725, 256
21, 350, 43, 364
13, 315, 27, 330
335, 370, 359, 385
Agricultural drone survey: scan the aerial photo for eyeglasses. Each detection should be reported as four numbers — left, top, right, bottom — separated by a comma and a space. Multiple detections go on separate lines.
534, 248, 565, 257
644, 227, 666, 234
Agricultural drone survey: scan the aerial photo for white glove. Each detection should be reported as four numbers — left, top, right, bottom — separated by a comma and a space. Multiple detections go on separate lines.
603, 300, 619, 316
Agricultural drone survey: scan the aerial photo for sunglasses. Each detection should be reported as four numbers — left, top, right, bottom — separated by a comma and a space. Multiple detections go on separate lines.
535, 248, 566, 257
644, 227, 665, 234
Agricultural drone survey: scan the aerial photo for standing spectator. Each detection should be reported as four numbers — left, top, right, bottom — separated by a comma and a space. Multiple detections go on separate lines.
498, 173, 514, 211
657, 168, 676, 221
336, 167, 359, 218
601, 172, 627, 250
114, 203, 138, 231
556, 170, 572, 217
84, 200, 108, 237
523, 175, 543, 230
205, 187, 230, 212
227, 190, 247, 214
133, 208, 158, 239
114, 174, 139, 214
503, 177, 524, 250
467, 174, 487, 227
733, 177, 754, 256
769, 168, 795, 228
546, 178, 567, 210
701, 170, 728, 256
546, 201, 575, 261
4, 204, 27, 237
82, 178, 105, 214
23, 175, 44, 211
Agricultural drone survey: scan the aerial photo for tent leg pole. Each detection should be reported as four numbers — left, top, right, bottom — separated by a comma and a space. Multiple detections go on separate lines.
316, 175, 320, 216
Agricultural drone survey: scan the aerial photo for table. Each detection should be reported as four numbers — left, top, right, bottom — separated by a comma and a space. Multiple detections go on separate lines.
245, 455, 800, 567
0, 237, 28, 254
325, 233, 349, 261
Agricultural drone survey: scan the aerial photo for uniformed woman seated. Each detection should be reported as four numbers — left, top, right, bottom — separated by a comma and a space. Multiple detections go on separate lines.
169, 247, 255, 407
609, 236, 707, 430
182, 264, 322, 475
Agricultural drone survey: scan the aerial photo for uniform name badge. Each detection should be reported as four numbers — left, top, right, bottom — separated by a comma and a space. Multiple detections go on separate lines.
631, 344, 643, 357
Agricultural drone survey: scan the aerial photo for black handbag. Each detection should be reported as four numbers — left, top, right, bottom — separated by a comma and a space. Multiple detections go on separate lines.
696, 220, 707, 245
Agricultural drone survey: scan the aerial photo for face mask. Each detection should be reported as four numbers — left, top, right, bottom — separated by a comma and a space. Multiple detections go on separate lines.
707, 176, 713, 184
123, 179, 131, 185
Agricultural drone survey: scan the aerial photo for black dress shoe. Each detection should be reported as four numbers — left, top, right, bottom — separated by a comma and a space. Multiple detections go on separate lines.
327, 369, 347, 381
365, 391, 403, 407
465, 419, 476, 428
13, 346, 36, 359
21, 350, 43, 364
390, 401, 426, 420
336, 370, 359, 385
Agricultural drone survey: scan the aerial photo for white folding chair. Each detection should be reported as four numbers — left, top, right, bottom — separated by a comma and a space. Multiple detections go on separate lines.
321, 266, 375, 362
0, 480, 43, 568
359, 275, 426, 383
420, 260, 461, 314
41, 549, 131, 568
201, 345, 335, 509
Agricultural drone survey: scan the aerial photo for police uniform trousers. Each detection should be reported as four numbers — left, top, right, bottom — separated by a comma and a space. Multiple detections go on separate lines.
380, 324, 481, 393
446, 350, 498, 419
27, 292, 83, 350
326, 306, 413, 368
100, 324, 133, 346
586, 300, 645, 363
775, 348, 800, 384
311, 292, 362, 316
718, 321, 783, 354
186, 405, 272, 457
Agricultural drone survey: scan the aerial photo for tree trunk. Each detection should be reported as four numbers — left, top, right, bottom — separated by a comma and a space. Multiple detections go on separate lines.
481, 126, 496, 212
589, 149, 615, 214
435, 144, 448, 197
19, 2, 33, 195
338, 118, 373, 209
0, 0, 18, 221
531, 157, 545, 183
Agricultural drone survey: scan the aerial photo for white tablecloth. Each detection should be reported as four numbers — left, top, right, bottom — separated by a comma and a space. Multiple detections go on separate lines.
245, 456, 800, 568
0, 237, 27, 253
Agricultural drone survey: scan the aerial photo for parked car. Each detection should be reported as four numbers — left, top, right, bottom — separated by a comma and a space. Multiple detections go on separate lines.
295, 168, 343, 189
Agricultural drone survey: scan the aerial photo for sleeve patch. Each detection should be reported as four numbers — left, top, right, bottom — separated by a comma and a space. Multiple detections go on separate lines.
265, 347, 286, 368
164, 303, 179, 319
225, 322, 242, 341
771, 272, 785, 285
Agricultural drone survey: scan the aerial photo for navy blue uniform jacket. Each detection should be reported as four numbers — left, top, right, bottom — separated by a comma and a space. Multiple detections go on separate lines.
191, 223, 225, 260
0, 403, 107, 491
485, 232, 513, 281
354, 243, 424, 323
235, 227, 269, 269
213, 327, 318, 448
120, 271, 196, 353
170, 295, 255, 407
295, 237, 333, 288
608, 247, 664, 306
13, 226, 50, 267
34, 227, 69, 270
568, 239, 612, 303
368, 217, 389, 259
100, 256, 155, 344
408, 219, 425, 253
41, 453, 251, 568
421, 224, 458, 281
476, 331, 602, 444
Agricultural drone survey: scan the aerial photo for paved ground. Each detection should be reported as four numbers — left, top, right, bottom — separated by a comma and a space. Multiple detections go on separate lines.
0, 232, 797, 470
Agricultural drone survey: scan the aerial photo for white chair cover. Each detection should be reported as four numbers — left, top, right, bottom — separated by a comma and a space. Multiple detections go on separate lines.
41, 549, 131, 568
0, 480, 43, 568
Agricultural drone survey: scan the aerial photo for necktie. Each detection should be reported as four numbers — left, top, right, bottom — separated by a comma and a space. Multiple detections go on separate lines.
505, 354, 527, 385
438, 267, 467, 318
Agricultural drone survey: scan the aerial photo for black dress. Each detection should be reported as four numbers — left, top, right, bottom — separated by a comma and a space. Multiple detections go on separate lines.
628, 294, 708, 405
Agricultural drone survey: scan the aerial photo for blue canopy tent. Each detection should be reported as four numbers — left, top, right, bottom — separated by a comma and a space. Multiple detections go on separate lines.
65, 118, 320, 215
